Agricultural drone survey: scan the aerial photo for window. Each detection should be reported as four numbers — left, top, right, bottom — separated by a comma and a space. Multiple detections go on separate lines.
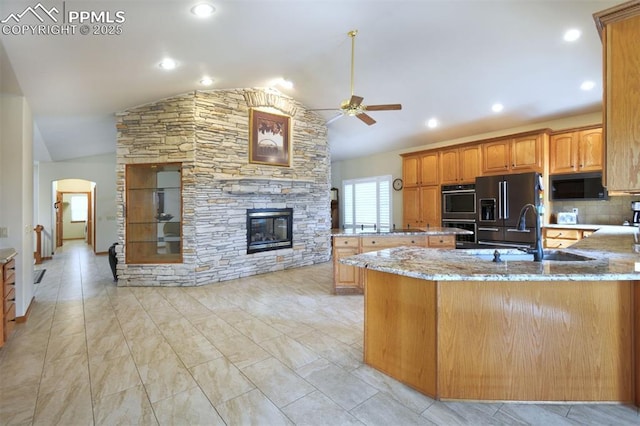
342, 175, 392, 230
70, 194, 88, 222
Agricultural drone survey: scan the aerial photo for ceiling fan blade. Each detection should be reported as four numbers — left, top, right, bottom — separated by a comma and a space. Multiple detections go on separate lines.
365, 104, 402, 111
326, 113, 344, 125
356, 113, 376, 126
349, 95, 364, 107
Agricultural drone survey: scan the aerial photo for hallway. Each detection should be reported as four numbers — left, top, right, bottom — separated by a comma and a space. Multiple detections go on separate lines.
0, 241, 638, 425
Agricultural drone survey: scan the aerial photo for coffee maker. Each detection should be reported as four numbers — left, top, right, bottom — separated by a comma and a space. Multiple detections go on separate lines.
632, 201, 640, 226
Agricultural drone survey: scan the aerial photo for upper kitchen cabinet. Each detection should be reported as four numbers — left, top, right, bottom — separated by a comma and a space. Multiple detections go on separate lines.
403, 185, 440, 228
594, 1, 640, 191
549, 127, 603, 174
402, 151, 439, 187
481, 132, 545, 175
439, 145, 482, 184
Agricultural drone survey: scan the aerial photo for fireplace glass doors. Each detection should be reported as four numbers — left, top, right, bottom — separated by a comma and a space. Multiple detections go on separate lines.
247, 208, 293, 254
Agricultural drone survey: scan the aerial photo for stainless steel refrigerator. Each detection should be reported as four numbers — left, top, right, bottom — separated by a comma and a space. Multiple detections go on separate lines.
475, 172, 542, 248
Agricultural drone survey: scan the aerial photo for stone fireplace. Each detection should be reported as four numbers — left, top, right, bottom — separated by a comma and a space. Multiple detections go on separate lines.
246, 208, 293, 254
115, 88, 331, 286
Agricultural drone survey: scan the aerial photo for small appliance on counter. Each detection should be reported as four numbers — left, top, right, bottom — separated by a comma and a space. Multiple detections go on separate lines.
556, 212, 578, 225
632, 201, 640, 226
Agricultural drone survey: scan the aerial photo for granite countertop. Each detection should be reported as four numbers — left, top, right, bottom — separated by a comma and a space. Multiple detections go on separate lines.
0, 248, 17, 263
544, 223, 636, 231
331, 227, 473, 237
341, 226, 640, 282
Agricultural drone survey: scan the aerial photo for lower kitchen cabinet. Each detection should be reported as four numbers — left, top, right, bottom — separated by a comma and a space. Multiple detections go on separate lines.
332, 234, 455, 294
2, 257, 16, 346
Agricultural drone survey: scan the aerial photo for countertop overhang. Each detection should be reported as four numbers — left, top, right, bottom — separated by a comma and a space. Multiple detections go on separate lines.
341, 226, 640, 282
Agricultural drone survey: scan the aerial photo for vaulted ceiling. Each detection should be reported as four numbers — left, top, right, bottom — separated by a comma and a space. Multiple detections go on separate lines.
0, 0, 618, 163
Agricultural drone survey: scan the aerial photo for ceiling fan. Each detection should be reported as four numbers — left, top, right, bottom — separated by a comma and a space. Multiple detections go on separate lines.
313, 30, 402, 126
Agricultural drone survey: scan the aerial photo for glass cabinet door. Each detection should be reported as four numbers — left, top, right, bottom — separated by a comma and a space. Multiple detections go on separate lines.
125, 163, 182, 263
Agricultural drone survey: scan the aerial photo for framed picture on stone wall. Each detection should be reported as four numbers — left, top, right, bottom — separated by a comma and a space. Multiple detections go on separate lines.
249, 109, 291, 167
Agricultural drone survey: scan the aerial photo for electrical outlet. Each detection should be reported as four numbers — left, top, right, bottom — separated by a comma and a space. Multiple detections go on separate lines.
572, 208, 579, 215
0, 227, 7, 238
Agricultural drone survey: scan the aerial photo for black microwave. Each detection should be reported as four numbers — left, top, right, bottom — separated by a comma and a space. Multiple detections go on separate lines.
550, 172, 608, 201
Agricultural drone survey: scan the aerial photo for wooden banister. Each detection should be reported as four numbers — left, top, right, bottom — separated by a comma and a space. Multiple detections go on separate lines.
34, 225, 44, 264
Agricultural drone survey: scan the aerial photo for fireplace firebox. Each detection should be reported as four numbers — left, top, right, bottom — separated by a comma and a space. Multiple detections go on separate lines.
247, 208, 293, 254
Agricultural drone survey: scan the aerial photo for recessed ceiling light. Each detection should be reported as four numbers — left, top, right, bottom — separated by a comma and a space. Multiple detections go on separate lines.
159, 58, 177, 70
580, 80, 595, 91
564, 29, 581, 42
492, 103, 504, 113
273, 78, 293, 89
426, 118, 438, 129
200, 77, 214, 86
191, 3, 215, 17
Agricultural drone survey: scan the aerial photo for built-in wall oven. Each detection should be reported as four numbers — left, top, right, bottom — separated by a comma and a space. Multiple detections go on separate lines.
441, 184, 477, 247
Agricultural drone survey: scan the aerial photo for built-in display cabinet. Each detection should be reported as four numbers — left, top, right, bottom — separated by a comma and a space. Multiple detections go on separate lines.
125, 163, 182, 264
595, 1, 640, 192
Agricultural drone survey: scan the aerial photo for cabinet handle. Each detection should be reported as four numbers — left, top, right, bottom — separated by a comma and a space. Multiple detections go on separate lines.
371, 241, 376, 244
343, 241, 348, 244
411, 240, 415, 244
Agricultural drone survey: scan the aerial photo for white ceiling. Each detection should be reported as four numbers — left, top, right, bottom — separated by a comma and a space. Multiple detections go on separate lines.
0, 0, 618, 163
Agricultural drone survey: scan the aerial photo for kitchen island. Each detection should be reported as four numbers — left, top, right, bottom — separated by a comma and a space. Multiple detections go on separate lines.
331, 227, 471, 294
341, 227, 640, 406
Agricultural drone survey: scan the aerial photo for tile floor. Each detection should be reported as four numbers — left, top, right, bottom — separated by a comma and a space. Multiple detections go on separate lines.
0, 240, 639, 425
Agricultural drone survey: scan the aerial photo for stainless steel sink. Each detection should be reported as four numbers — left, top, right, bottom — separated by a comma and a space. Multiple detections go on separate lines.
473, 250, 595, 262
541, 250, 595, 261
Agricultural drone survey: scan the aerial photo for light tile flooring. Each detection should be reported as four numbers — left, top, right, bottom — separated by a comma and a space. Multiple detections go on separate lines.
1, 241, 639, 425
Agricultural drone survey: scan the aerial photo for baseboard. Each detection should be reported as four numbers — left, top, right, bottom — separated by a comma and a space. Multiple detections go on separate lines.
95, 251, 108, 256
16, 296, 35, 323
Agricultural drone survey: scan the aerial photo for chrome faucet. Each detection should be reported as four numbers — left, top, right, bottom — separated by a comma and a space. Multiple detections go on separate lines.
516, 203, 544, 262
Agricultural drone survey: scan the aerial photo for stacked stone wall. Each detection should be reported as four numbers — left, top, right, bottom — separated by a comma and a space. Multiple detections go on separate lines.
116, 89, 331, 286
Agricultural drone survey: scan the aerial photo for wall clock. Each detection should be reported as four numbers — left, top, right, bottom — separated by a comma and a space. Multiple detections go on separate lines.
393, 178, 403, 191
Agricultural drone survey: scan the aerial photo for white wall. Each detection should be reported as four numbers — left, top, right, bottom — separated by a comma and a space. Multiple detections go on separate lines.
0, 94, 34, 317
38, 153, 117, 254
331, 112, 603, 227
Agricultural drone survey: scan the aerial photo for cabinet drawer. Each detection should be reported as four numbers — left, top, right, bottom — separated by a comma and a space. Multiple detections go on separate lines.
428, 235, 455, 248
3, 269, 15, 287
361, 236, 427, 249
4, 301, 15, 322
544, 238, 577, 249
3, 259, 15, 279
5, 286, 15, 303
544, 229, 581, 240
333, 237, 360, 248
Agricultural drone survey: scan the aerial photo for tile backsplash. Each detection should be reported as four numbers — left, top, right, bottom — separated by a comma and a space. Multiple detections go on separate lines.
551, 195, 639, 225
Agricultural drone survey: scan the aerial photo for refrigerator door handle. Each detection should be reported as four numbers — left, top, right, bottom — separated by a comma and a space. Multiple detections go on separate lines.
497, 182, 503, 219
503, 180, 509, 219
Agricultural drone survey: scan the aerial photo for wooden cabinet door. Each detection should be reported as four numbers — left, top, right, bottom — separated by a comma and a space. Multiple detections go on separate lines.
549, 132, 577, 174
439, 149, 459, 185
511, 134, 542, 172
420, 186, 440, 227
403, 155, 420, 187
482, 139, 510, 174
403, 186, 422, 228
578, 128, 603, 172
419, 152, 439, 186
603, 13, 640, 190
333, 246, 361, 289
459, 145, 481, 182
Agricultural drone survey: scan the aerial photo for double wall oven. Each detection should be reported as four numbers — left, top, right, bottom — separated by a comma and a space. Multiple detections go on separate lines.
441, 184, 477, 247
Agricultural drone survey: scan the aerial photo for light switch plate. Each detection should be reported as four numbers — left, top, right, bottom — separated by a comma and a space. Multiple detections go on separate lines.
0, 227, 7, 238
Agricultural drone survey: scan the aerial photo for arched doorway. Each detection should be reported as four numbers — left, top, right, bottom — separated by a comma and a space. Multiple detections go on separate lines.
53, 179, 96, 251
